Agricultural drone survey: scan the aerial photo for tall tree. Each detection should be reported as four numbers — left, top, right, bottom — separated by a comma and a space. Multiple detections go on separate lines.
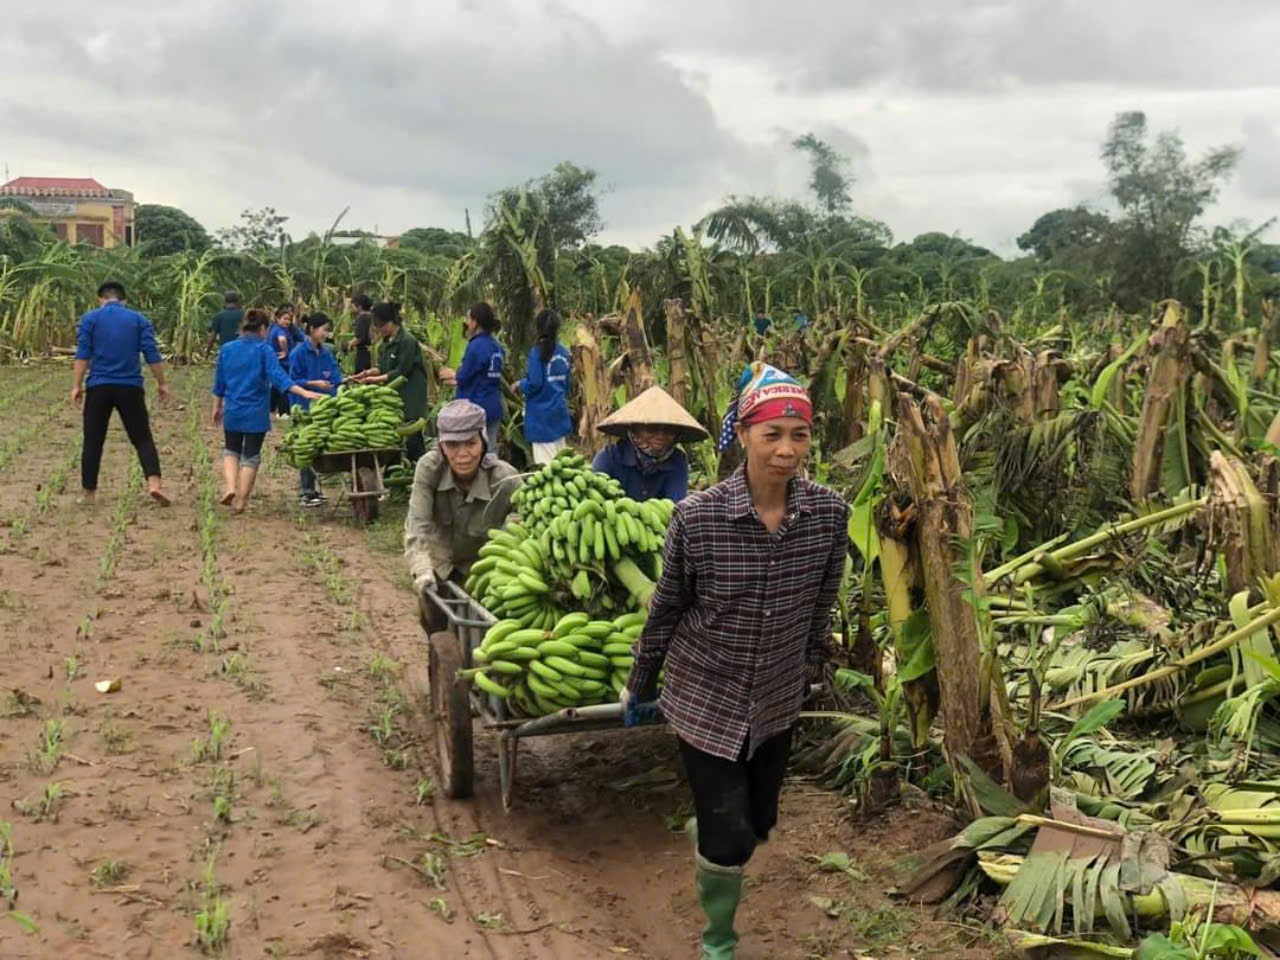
793, 132, 853, 216
1017, 207, 1112, 262
1101, 111, 1239, 307
135, 204, 212, 257
701, 136, 888, 260
482, 162, 603, 358
216, 207, 291, 254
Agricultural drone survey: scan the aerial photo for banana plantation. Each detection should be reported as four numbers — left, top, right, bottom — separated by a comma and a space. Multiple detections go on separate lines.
4, 114, 1280, 955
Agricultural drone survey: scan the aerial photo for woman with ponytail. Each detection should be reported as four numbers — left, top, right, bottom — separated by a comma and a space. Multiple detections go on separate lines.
516, 308, 572, 464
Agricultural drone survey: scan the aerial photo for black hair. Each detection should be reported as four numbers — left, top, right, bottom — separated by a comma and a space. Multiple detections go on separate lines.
352, 293, 373, 311
372, 301, 401, 328
534, 308, 560, 363
242, 308, 271, 332
225, 290, 241, 307
468, 301, 499, 333
275, 303, 294, 318
97, 280, 126, 300
304, 312, 332, 333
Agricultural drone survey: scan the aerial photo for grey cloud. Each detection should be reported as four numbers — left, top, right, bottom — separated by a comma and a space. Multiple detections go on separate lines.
2, 0, 1275, 252
7, 0, 740, 222
584, 0, 1280, 93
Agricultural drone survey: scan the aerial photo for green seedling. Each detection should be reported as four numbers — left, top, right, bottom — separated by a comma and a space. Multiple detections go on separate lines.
414, 778, 436, 806
383, 747, 409, 770
370, 705, 398, 745
366, 653, 401, 681
194, 854, 231, 952
41, 781, 65, 819
31, 719, 66, 774
90, 859, 128, 889
421, 852, 447, 889
192, 711, 231, 763
428, 897, 454, 923
210, 768, 235, 824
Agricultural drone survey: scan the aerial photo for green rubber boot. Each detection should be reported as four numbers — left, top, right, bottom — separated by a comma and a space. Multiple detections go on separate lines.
695, 854, 742, 959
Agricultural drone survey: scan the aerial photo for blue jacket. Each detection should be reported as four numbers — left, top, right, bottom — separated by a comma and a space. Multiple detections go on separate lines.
75, 301, 163, 389
519, 344, 571, 443
267, 322, 301, 368
287, 341, 343, 412
213, 335, 296, 434
592, 439, 688, 502
456, 331, 504, 426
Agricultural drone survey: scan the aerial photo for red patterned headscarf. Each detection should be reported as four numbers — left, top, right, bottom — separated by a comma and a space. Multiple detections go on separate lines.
719, 362, 812, 450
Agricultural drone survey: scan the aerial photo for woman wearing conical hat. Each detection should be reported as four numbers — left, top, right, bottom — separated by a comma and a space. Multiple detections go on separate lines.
591, 386, 709, 502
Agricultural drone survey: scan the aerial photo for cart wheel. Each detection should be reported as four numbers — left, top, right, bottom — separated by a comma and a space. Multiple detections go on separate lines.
352, 466, 380, 524
428, 630, 474, 799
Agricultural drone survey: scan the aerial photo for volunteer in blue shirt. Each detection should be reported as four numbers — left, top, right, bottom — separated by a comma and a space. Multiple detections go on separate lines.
212, 309, 320, 513
442, 301, 505, 453
267, 305, 303, 416
288, 313, 344, 507
516, 308, 572, 464
72, 280, 171, 507
592, 386, 709, 502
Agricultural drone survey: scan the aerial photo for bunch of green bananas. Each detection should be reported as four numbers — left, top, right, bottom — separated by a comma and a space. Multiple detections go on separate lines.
384, 461, 414, 501
465, 522, 561, 626
464, 449, 675, 621
512, 451, 626, 535
282, 384, 423, 467
466, 610, 649, 716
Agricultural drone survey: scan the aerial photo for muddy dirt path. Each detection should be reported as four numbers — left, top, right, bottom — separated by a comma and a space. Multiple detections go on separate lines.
0, 366, 1003, 960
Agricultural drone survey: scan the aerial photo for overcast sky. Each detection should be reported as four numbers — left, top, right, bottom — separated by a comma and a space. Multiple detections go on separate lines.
3, 0, 1277, 253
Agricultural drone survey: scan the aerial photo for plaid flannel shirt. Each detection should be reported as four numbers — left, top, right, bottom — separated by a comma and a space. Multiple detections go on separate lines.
626, 468, 849, 761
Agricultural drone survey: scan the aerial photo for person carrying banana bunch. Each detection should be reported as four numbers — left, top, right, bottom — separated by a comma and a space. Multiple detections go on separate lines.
405, 399, 521, 630
621, 362, 849, 960
592, 385, 709, 502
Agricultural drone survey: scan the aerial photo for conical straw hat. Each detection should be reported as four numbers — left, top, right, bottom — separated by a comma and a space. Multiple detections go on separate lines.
598, 385, 710, 444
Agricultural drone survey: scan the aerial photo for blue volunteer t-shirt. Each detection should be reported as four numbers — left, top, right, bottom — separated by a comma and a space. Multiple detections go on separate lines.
519, 344, 571, 443
213, 335, 296, 434
266, 322, 300, 369
456, 331, 505, 427
75, 301, 163, 389
287, 341, 343, 412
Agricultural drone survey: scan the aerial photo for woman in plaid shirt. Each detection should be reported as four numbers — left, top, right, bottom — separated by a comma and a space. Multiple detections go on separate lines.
622, 363, 849, 959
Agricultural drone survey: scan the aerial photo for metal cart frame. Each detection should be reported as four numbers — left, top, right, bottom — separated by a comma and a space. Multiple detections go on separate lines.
422, 580, 663, 809
309, 447, 402, 524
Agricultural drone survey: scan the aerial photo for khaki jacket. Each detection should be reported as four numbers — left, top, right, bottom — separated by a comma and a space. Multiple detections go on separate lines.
404, 448, 520, 589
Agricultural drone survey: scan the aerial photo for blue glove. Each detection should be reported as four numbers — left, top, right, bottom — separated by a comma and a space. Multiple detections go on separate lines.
620, 688, 661, 727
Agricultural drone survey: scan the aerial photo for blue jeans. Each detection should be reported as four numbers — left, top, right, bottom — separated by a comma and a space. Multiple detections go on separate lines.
300, 467, 316, 493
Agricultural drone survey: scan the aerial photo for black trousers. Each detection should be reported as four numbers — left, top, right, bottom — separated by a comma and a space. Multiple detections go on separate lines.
679, 727, 794, 868
404, 430, 425, 465
82, 385, 161, 491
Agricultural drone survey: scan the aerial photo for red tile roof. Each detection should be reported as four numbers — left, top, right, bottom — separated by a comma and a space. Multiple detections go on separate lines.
0, 177, 110, 198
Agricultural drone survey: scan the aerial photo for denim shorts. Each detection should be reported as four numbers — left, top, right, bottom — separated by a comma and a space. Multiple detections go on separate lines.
224, 430, 266, 468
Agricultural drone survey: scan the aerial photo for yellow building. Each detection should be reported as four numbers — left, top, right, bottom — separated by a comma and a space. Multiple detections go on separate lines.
0, 177, 136, 248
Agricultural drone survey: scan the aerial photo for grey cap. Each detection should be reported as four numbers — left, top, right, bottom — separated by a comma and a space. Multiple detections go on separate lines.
437, 399, 487, 443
